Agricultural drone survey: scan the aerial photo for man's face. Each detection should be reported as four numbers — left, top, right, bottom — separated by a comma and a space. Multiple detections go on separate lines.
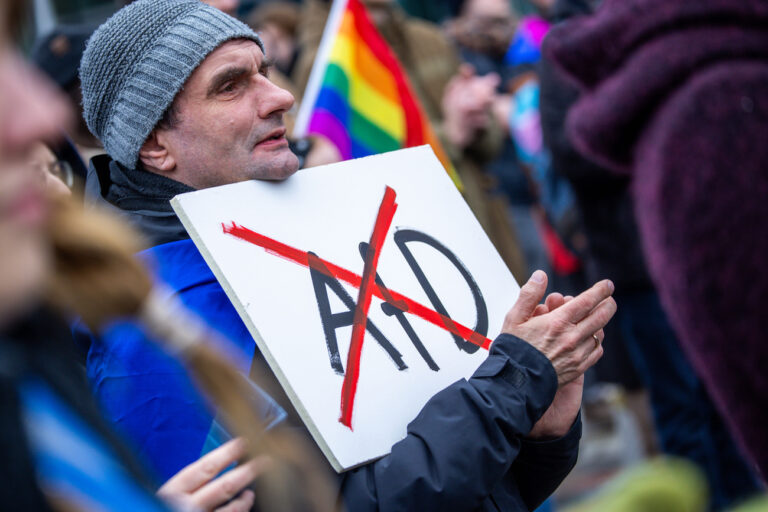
459, 0, 515, 56
157, 39, 299, 189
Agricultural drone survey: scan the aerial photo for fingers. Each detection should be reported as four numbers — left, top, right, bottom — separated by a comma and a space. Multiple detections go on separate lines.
575, 297, 617, 340
163, 438, 249, 493
533, 293, 565, 317
215, 489, 255, 512
544, 292, 565, 312
592, 328, 605, 344
557, 279, 614, 324
505, 270, 548, 325
580, 341, 604, 374
194, 456, 270, 511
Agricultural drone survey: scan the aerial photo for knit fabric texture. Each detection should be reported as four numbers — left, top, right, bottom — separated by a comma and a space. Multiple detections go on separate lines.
546, 0, 768, 480
80, 0, 263, 168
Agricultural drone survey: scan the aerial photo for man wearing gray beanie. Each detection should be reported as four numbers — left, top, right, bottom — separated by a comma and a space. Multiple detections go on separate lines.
81, 0, 298, 225
79, 1, 613, 510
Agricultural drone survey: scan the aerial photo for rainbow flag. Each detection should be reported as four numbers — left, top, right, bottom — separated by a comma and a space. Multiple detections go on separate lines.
293, 0, 461, 188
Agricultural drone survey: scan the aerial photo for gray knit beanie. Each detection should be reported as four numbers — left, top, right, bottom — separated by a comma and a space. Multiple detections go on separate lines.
80, 0, 263, 169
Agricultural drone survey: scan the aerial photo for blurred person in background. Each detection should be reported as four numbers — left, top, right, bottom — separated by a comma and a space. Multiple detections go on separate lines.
502, 2, 586, 294
394, 0, 464, 23
122, 0, 241, 17
295, 0, 529, 281
447, 0, 583, 292
248, 2, 300, 79
545, 0, 768, 505
202, 0, 241, 17
540, 0, 761, 505
31, 23, 104, 170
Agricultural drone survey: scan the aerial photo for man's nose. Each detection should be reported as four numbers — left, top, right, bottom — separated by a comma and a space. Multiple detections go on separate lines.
0, 52, 72, 155
257, 78, 295, 119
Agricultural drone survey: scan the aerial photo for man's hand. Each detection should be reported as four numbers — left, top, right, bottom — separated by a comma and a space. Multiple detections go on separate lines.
502, 270, 615, 386
157, 437, 269, 512
527, 293, 585, 439
442, 64, 500, 149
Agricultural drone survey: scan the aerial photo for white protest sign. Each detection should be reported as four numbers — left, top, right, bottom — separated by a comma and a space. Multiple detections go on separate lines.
171, 146, 520, 472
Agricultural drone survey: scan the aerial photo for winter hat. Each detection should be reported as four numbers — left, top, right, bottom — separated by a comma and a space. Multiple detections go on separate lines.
80, 0, 263, 169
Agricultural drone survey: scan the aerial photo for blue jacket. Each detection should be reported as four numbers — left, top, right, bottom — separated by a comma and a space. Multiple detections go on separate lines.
81, 156, 581, 511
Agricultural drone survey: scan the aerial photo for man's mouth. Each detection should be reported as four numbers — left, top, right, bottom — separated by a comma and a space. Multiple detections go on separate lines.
256, 128, 288, 147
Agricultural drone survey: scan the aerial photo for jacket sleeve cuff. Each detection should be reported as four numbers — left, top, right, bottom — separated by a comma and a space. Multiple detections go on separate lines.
513, 412, 582, 510
468, 333, 558, 437
520, 411, 582, 452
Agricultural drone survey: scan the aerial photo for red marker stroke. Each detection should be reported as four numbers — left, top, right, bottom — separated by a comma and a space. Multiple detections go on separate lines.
222, 188, 492, 428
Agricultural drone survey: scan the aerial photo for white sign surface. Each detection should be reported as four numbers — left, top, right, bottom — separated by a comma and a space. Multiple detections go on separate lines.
172, 146, 520, 471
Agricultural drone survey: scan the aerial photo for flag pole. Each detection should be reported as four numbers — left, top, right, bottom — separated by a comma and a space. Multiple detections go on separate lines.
293, 0, 350, 138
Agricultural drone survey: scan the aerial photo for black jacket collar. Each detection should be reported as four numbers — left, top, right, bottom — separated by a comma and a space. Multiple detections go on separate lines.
85, 155, 194, 248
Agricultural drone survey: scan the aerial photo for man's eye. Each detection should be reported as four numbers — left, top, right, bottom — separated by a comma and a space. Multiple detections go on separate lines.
221, 82, 236, 93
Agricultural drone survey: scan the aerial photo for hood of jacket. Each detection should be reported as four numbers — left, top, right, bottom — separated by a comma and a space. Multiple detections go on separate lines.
85, 154, 194, 248
543, 0, 768, 174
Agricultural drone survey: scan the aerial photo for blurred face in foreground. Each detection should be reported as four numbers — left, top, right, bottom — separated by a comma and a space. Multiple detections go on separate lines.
0, 4, 71, 327
140, 39, 299, 189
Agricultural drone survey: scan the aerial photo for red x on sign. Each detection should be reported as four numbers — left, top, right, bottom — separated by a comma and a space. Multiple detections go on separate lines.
223, 186, 491, 429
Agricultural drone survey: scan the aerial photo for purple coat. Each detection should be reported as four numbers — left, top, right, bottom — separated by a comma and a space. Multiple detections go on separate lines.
545, 0, 768, 478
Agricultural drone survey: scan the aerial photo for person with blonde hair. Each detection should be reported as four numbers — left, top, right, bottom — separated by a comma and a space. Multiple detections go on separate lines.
0, 2, 337, 510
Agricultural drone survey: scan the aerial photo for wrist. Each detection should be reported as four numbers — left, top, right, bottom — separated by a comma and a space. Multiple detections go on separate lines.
525, 411, 581, 442
527, 418, 575, 440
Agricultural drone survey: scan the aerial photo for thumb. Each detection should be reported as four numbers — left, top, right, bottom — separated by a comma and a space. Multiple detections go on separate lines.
507, 270, 548, 325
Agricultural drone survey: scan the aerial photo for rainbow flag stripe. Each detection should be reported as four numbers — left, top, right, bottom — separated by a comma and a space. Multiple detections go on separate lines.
296, 0, 461, 188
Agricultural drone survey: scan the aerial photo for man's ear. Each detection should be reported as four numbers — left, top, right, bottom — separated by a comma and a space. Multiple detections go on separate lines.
139, 130, 176, 173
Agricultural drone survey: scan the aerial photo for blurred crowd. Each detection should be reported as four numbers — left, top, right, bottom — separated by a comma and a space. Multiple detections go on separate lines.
1, 0, 768, 511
